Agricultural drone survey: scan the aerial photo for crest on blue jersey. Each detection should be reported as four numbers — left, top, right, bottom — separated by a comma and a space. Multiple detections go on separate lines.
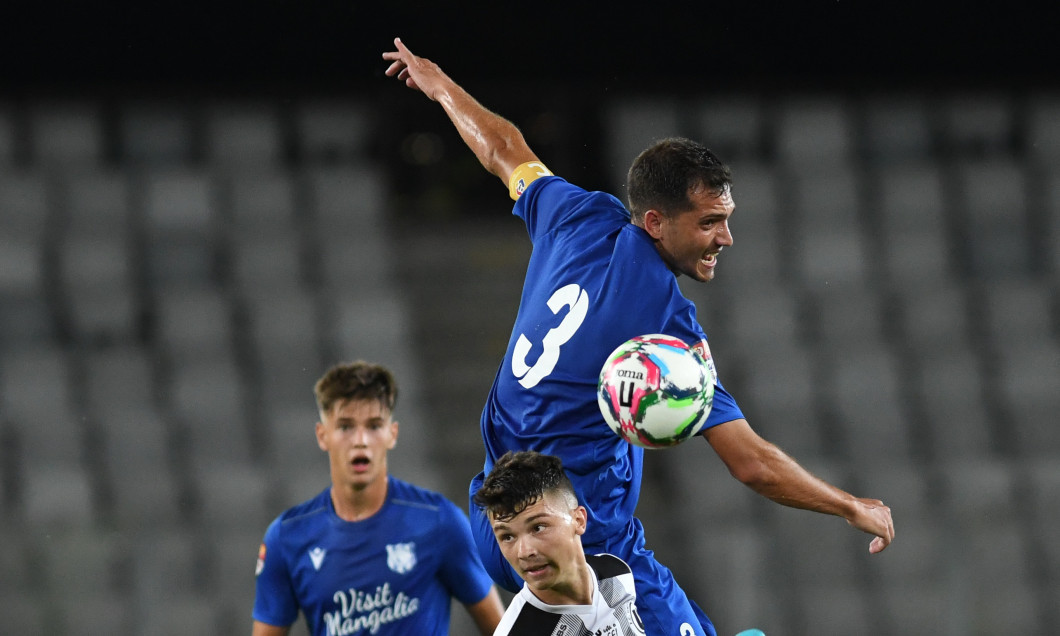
386, 542, 417, 574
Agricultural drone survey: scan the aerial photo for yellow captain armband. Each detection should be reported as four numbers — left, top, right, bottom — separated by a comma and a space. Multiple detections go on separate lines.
508, 161, 553, 201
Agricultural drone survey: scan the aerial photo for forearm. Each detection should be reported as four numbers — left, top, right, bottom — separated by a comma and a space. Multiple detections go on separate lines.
705, 419, 855, 519
435, 82, 536, 183
735, 441, 856, 518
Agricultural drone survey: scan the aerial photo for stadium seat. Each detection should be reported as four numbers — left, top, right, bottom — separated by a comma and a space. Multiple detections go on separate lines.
1026, 90, 1060, 165
810, 284, 888, 348
153, 286, 235, 361
940, 458, 1020, 522
774, 95, 854, 168
822, 344, 912, 464
140, 168, 220, 287
28, 101, 103, 165
880, 585, 950, 635
58, 236, 138, 343
796, 583, 873, 636
979, 279, 1055, 350
0, 289, 54, 346
137, 592, 220, 636
205, 101, 284, 166
100, 408, 185, 528
682, 526, 782, 636
736, 344, 825, 458
228, 168, 299, 233
875, 162, 954, 286
861, 93, 934, 164
939, 91, 1015, 158
601, 98, 683, 189
1044, 170, 1060, 280
953, 158, 1031, 277
896, 281, 972, 352
0, 592, 48, 634
57, 593, 134, 636
787, 168, 871, 286
22, 464, 95, 528
194, 463, 273, 531
119, 101, 195, 165
0, 347, 82, 463
0, 169, 50, 241
0, 103, 14, 164
166, 353, 254, 469
83, 347, 157, 418
294, 98, 372, 163
40, 528, 127, 594
915, 349, 995, 459
232, 234, 305, 295
723, 283, 802, 352
995, 342, 1060, 456
692, 94, 766, 162
1026, 459, 1060, 577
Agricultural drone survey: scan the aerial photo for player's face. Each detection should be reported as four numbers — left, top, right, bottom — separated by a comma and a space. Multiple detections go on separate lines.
646, 184, 735, 282
316, 398, 398, 492
490, 491, 590, 606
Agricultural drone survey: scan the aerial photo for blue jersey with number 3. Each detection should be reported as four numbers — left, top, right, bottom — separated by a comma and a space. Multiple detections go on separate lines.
479, 175, 744, 542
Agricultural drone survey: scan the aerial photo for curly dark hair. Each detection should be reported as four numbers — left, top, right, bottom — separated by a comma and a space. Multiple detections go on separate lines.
626, 137, 732, 224
473, 451, 577, 522
313, 360, 398, 415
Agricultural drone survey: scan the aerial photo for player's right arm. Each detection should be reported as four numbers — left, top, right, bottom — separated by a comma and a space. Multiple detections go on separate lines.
383, 38, 541, 192
252, 620, 289, 636
704, 418, 895, 553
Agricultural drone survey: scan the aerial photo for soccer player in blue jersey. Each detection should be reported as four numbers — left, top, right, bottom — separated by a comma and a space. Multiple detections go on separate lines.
384, 38, 894, 636
252, 361, 504, 636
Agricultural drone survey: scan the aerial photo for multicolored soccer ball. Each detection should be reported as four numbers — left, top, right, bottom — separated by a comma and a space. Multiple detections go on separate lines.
597, 334, 714, 448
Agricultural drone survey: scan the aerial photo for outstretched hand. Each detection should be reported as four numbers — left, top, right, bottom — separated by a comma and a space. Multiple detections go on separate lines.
846, 497, 894, 554
382, 37, 450, 102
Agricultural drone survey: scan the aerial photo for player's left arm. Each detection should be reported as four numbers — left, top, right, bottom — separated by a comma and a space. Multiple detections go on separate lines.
464, 586, 506, 635
703, 419, 895, 553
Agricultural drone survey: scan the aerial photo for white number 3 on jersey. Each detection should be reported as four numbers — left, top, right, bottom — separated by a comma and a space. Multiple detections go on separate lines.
511, 283, 589, 389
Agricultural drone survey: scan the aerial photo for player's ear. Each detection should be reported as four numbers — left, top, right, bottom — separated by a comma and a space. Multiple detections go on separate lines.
315, 421, 327, 451
573, 505, 588, 536
642, 209, 665, 239
387, 420, 399, 450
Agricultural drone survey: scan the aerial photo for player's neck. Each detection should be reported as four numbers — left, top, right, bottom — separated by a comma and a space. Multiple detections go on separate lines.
533, 560, 595, 607
331, 476, 388, 522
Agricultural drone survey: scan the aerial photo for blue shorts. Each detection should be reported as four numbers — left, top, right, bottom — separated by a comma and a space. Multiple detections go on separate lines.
469, 471, 717, 636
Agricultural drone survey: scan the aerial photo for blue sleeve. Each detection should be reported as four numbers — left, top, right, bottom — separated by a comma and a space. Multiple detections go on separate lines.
252, 518, 300, 627
703, 381, 745, 428
437, 499, 495, 605
514, 176, 629, 242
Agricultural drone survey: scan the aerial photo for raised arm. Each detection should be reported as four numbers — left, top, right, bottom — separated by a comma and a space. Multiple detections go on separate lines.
704, 419, 895, 554
383, 37, 540, 187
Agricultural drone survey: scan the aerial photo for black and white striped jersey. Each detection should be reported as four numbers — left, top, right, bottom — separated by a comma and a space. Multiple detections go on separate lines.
493, 554, 647, 636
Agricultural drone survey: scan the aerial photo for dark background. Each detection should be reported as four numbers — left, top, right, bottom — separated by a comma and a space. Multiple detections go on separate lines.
2, 2, 1055, 93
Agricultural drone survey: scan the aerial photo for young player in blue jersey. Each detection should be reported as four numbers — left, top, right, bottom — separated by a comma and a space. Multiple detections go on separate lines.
252, 361, 504, 636
383, 38, 894, 636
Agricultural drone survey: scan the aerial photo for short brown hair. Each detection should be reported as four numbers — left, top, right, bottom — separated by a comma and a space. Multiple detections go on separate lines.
473, 451, 577, 522
313, 361, 398, 415
626, 137, 731, 224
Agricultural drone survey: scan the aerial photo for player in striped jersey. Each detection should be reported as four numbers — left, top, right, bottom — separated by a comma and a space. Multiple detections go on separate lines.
475, 451, 646, 636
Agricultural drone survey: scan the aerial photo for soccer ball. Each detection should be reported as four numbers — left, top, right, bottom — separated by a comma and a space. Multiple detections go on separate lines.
597, 334, 714, 448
